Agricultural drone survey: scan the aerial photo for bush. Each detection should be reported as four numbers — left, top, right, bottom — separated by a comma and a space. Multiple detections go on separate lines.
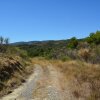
89, 45, 100, 64
61, 56, 71, 62
5, 46, 28, 59
77, 42, 89, 49
86, 31, 100, 45
78, 49, 90, 62
67, 37, 78, 49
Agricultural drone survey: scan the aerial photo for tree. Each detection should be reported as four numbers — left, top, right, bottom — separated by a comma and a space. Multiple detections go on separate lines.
95, 31, 100, 44
89, 32, 95, 37
0, 36, 4, 44
86, 31, 100, 44
4, 38, 9, 45
67, 37, 78, 49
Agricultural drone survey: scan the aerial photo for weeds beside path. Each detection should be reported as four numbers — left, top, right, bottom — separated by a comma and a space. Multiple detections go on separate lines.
0, 64, 43, 100
1, 63, 71, 100
1, 58, 100, 100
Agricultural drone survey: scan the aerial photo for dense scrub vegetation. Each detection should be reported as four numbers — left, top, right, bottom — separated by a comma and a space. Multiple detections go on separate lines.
0, 31, 100, 98
0, 37, 32, 97
31, 58, 100, 100
19, 31, 100, 64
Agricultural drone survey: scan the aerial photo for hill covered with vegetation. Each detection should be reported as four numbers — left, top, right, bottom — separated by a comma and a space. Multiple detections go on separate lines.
18, 31, 100, 64
0, 31, 100, 99
0, 37, 33, 97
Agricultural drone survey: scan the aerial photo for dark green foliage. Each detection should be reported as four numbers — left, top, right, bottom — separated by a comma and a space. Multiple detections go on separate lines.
0, 36, 10, 53
86, 31, 100, 44
4, 38, 9, 45
67, 37, 78, 49
19, 31, 100, 64
0, 36, 4, 44
0, 36, 9, 45
18, 40, 68, 59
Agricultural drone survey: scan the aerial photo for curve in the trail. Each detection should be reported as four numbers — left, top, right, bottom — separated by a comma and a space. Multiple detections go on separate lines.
0, 64, 43, 100
1, 64, 76, 100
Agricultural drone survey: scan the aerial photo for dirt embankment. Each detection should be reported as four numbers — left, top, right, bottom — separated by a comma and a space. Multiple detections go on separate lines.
0, 56, 32, 97
1, 64, 43, 100
32, 58, 100, 100
1, 63, 75, 100
1, 58, 100, 100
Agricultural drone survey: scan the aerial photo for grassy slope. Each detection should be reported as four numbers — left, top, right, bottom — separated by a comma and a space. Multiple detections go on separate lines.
0, 31, 100, 98
0, 47, 33, 97
32, 58, 100, 100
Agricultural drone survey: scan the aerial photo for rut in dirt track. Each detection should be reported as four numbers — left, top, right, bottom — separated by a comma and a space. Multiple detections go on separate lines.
1, 64, 75, 100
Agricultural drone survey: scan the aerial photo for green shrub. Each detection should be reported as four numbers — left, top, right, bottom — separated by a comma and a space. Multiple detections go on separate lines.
5, 46, 28, 59
67, 37, 78, 49
86, 31, 100, 45
61, 56, 71, 62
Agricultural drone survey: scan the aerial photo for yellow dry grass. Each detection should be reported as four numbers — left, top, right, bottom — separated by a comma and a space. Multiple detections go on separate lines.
0, 56, 32, 97
31, 57, 100, 100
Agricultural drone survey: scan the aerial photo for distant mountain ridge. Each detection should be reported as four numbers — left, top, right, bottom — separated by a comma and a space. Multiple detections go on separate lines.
11, 40, 67, 45
11, 39, 84, 46
11, 41, 41, 45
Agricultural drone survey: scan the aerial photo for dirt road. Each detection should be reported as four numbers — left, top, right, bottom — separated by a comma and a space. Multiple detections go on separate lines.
0, 64, 74, 100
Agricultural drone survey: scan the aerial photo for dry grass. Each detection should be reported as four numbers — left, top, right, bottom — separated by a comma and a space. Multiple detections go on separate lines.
0, 56, 100, 99
0, 55, 33, 97
53, 60, 100, 100
32, 57, 100, 100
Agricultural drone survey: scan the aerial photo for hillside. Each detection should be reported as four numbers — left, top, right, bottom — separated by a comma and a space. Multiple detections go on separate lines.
18, 31, 100, 64
0, 31, 100, 99
0, 43, 33, 97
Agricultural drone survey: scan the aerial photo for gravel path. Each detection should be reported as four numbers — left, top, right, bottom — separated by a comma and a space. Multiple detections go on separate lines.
32, 65, 67, 100
0, 64, 75, 100
0, 64, 43, 100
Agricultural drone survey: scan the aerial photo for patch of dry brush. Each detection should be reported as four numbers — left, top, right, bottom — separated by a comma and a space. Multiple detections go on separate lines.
32, 58, 100, 100
0, 55, 33, 97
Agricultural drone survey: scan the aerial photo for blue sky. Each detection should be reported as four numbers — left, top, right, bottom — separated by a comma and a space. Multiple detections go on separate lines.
0, 0, 100, 43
